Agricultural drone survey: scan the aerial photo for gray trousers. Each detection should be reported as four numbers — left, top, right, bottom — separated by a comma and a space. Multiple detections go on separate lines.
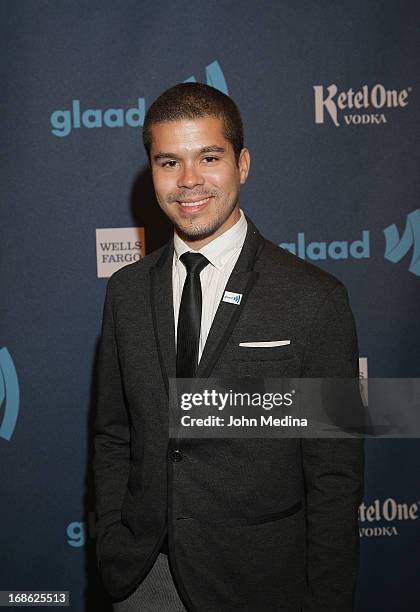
113, 553, 188, 612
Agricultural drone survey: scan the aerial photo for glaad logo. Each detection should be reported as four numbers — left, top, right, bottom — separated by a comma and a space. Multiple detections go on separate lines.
384, 209, 420, 277
279, 231, 370, 261
66, 512, 96, 547
0, 347, 20, 441
184, 59, 228, 94
279, 210, 419, 277
359, 498, 419, 538
314, 83, 411, 127
50, 60, 227, 138
50, 98, 145, 139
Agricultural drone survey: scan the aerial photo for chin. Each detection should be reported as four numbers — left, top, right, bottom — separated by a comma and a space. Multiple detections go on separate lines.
176, 221, 219, 243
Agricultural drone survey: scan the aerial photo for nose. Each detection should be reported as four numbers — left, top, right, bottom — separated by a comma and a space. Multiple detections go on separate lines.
177, 162, 204, 189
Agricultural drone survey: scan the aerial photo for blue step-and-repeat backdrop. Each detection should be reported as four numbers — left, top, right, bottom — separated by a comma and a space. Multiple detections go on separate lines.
1, 1, 419, 610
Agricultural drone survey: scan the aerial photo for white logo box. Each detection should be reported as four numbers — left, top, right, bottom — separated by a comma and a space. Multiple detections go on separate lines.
96, 227, 145, 278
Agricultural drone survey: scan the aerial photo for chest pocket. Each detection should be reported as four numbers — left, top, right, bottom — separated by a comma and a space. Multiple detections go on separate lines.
221, 344, 300, 379
234, 344, 296, 362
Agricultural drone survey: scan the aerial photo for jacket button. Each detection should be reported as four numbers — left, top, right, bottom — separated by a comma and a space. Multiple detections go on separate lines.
170, 449, 183, 462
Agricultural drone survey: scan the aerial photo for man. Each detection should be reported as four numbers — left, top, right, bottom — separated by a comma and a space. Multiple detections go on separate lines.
93, 82, 364, 611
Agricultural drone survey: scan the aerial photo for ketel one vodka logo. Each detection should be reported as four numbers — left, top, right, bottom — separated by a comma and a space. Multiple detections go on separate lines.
0, 347, 20, 441
359, 498, 419, 538
314, 83, 412, 126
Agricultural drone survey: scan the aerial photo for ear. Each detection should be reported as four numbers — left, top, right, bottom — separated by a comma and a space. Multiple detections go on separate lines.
238, 147, 251, 184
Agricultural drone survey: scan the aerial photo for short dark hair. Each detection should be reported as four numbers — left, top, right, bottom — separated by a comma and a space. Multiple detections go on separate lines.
142, 82, 244, 164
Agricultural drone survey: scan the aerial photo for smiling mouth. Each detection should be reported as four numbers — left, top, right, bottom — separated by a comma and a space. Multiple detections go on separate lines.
177, 196, 213, 217
178, 196, 211, 208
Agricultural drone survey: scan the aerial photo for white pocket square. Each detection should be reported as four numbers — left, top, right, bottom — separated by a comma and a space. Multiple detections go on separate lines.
239, 340, 291, 348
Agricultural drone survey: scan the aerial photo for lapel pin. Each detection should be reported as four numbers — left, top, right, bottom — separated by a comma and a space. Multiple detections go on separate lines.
222, 291, 243, 305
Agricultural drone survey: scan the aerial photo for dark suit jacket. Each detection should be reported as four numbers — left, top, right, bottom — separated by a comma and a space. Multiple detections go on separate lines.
93, 215, 364, 611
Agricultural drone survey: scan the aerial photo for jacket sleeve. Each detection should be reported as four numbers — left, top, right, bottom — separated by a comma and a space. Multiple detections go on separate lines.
300, 283, 365, 612
93, 277, 130, 541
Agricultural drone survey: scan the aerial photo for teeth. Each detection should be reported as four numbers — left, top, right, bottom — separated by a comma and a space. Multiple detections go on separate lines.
179, 197, 210, 207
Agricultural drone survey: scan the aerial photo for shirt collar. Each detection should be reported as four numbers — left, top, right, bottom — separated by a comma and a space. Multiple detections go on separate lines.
173, 208, 247, 270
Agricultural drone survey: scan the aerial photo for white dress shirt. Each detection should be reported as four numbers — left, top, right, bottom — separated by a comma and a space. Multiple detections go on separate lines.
173, 208, 248, 361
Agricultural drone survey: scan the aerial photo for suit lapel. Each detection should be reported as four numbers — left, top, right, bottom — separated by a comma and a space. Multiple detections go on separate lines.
149, 240, 176, 396
196, 216, 264, 378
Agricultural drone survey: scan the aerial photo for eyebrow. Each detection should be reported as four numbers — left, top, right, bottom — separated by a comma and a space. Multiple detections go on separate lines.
152, 145, 226, 162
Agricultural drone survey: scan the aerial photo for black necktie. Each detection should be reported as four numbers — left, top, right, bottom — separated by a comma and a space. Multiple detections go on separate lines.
158, 253, 209, 556
176, 252, 209, 378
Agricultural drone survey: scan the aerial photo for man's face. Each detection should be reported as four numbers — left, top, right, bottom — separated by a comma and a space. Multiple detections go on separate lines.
149, 116, 250, 247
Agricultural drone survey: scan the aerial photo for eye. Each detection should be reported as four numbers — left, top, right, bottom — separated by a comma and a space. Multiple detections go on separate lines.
202, 156, 219, 163
162, 160, 179, 168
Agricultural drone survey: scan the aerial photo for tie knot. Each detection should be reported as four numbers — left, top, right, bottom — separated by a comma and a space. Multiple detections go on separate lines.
180, 252, 209, 275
